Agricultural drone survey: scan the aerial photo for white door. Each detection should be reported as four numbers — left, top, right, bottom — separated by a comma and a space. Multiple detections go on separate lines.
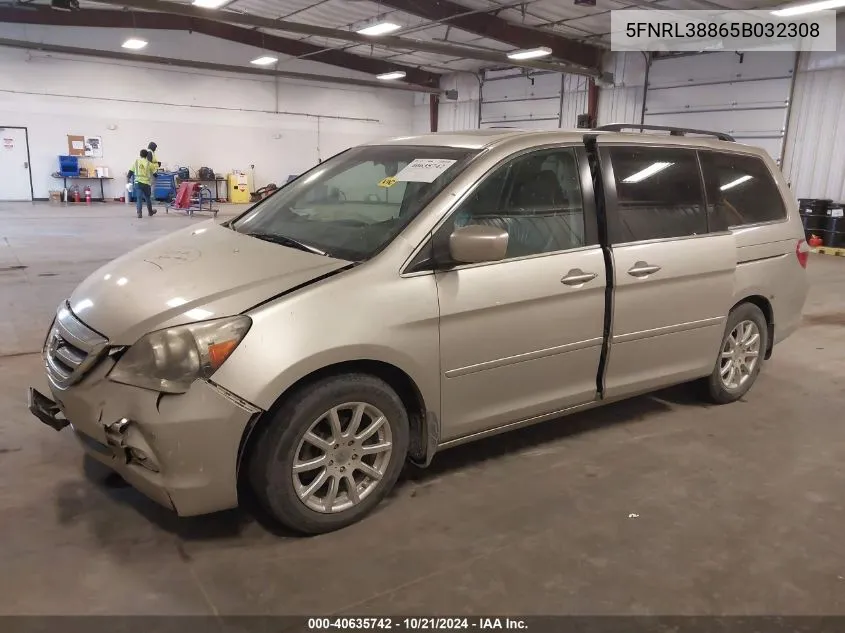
0, 128, 33, 201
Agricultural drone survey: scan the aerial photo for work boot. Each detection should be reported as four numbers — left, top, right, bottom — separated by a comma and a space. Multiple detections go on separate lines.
149, 208, 157, 217
137, 213, 142, 219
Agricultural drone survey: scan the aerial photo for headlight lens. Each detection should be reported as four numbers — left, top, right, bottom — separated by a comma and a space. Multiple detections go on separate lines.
109, 316, 251, 393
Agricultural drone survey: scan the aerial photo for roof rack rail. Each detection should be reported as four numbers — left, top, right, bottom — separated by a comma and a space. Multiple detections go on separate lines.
595, 123, 735, 142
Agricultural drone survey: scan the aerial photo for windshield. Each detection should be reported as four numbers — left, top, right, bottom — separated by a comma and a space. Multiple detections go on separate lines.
231, 145, 479, 261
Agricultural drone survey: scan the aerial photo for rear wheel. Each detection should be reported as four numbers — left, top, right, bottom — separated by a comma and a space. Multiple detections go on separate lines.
703, 303, 768, 404
248, 374, 409, 534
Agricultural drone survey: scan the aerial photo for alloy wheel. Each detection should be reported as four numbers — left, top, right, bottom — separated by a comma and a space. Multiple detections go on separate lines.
292, 402, 393, 513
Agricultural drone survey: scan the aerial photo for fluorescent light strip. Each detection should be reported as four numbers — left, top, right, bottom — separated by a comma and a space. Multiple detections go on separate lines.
193, 0, 228, 8
251, 56, 278, 66
121, 38, 148, 50
720, 175, 753, 191
622, 162, 673, 183
357, 22, 402, 36
376, 71, 406, 80
771, 0, 845, 16
507, 46, 552, 60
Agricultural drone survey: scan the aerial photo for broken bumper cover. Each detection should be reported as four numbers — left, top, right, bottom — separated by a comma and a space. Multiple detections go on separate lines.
28, 360, 262, 516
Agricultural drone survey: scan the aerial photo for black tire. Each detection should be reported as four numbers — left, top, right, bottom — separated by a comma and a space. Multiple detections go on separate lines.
702, 303, 768, 404
247, 374, 409, 534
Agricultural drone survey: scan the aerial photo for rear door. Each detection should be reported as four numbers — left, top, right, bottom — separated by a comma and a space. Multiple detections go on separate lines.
597, 142, 737, 399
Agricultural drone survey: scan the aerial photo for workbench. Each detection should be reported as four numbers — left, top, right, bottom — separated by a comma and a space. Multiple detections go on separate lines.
52, 175, 114, 202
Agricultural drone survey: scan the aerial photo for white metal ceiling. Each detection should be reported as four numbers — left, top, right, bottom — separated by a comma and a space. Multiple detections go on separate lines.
78, 0, 793, 74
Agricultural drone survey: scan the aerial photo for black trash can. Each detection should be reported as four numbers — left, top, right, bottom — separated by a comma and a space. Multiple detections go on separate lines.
799, 198, 833, 240
822, 204, 845, 248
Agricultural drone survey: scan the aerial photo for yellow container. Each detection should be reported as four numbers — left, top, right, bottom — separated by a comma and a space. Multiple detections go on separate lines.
228, 173, 251, 203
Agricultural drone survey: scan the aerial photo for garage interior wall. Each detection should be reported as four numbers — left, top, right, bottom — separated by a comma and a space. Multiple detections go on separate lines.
782, 14, 845, 201
0, 25, 415, 199
642, 51, 797, 163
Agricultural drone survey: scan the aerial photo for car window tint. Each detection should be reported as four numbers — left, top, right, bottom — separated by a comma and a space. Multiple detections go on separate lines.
699, 151, 786, 227
609, 146, 706, 242
451, 147, 587, 259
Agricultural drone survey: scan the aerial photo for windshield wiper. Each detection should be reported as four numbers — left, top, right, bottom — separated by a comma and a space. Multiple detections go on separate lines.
245, 232, 328, 256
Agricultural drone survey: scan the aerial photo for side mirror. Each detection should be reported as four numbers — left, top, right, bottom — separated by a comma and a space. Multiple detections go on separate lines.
449, 224, 509, 264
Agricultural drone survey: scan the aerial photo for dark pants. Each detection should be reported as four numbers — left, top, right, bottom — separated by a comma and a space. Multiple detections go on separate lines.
134, 182, 153, 216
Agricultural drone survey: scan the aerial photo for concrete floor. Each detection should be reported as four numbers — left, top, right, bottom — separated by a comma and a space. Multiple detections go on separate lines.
2, 201, 845, 615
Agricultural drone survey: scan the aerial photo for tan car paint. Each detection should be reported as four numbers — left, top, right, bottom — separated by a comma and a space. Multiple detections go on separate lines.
31, 129, 808, 517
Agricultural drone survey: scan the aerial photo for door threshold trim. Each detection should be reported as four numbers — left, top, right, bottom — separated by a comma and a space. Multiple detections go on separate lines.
438, 397, 600, 450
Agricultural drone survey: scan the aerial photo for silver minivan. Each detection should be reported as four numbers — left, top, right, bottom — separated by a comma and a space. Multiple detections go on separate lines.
29, 125, 809, 533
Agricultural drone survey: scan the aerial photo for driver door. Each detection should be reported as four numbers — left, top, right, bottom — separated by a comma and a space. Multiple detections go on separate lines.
434, 146, 606, 442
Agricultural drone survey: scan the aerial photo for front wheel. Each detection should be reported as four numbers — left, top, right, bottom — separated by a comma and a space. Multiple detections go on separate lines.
702, 303, 768, 404
247, 374, 409, 534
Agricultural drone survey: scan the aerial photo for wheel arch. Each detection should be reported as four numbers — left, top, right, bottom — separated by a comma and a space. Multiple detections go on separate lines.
236, 359, 436, 489
732, 294, 774, 359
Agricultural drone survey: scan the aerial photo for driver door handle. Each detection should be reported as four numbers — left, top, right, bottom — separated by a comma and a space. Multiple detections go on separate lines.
627, 261, 661, 278
561, 269, 597, 286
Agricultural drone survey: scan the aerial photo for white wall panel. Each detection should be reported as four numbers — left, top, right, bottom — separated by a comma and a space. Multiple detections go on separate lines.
643, 51, 796, 162
597, 52, 646, 126
0, 26, 414, 199
782, 15, 845, 201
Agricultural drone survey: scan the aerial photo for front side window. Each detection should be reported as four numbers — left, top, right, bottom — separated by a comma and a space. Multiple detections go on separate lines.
443, 147, 587, 260
699, 151, 786, 228
608, 146, 706, 242
231, 145, 478, 261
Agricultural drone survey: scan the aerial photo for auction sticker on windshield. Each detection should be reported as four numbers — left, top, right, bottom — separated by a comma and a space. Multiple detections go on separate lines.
395, 158, 457, 183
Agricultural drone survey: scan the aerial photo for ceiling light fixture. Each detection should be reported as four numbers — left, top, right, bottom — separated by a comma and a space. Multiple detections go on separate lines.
121, 37, 148, 50
357, 21, 402, 36
622, 162, 673, 183
251, 56, 278, 66
192, 0, 228, 8
771, 0, 845, 16
376, 70, 406, 80
507, 46, 552, 60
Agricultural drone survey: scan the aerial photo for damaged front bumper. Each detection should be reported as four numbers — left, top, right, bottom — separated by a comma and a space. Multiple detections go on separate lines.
28, 358, 262, 516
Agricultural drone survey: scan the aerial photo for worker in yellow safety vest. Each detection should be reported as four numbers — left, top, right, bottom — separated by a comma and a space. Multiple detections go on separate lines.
129, 149, 157, 219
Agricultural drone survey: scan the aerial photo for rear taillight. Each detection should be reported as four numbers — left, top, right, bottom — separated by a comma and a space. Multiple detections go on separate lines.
796, 239, 809, 269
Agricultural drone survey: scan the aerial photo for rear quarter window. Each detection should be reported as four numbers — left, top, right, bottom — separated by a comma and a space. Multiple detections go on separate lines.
699, 151, 787, 228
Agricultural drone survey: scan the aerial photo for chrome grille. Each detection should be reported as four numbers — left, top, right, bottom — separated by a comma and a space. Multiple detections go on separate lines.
44, 303, 108, 389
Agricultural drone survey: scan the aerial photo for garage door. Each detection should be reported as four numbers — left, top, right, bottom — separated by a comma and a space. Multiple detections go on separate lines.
480, 68, 562, 130
643, 52, 796, 163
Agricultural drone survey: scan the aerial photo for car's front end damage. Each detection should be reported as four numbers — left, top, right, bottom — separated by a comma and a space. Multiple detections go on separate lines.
29, 302, 262, 515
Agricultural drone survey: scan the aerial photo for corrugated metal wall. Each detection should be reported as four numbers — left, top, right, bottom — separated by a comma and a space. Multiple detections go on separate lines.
782, 16, 845, 201
597, 52, 646, 126
560, 74, 590, 128
439, 73, 481, 132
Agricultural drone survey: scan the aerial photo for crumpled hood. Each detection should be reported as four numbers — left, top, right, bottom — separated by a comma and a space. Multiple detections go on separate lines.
68, 220, 350, 344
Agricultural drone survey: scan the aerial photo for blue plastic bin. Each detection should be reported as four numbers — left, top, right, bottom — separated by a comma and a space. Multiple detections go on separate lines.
59, 155, 79, 177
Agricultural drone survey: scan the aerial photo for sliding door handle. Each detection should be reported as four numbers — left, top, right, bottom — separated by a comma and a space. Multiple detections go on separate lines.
561, 269, 597, 286
627, 261, 661, 278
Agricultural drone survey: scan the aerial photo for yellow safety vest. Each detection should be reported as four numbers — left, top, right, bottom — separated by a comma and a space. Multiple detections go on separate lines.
132, 158, 153, 185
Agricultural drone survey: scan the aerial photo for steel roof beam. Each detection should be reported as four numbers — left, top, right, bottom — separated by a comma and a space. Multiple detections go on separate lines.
0, 36, 442, 92
86, 0, 601, 75
0, 6, 440, 85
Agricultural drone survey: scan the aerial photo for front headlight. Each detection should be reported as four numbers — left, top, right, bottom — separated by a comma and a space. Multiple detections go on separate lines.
108, 316, 251, 393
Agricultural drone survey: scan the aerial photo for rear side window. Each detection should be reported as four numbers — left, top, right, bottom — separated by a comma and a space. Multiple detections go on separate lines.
699, 151, 786, 227
608, 146, 706, 243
